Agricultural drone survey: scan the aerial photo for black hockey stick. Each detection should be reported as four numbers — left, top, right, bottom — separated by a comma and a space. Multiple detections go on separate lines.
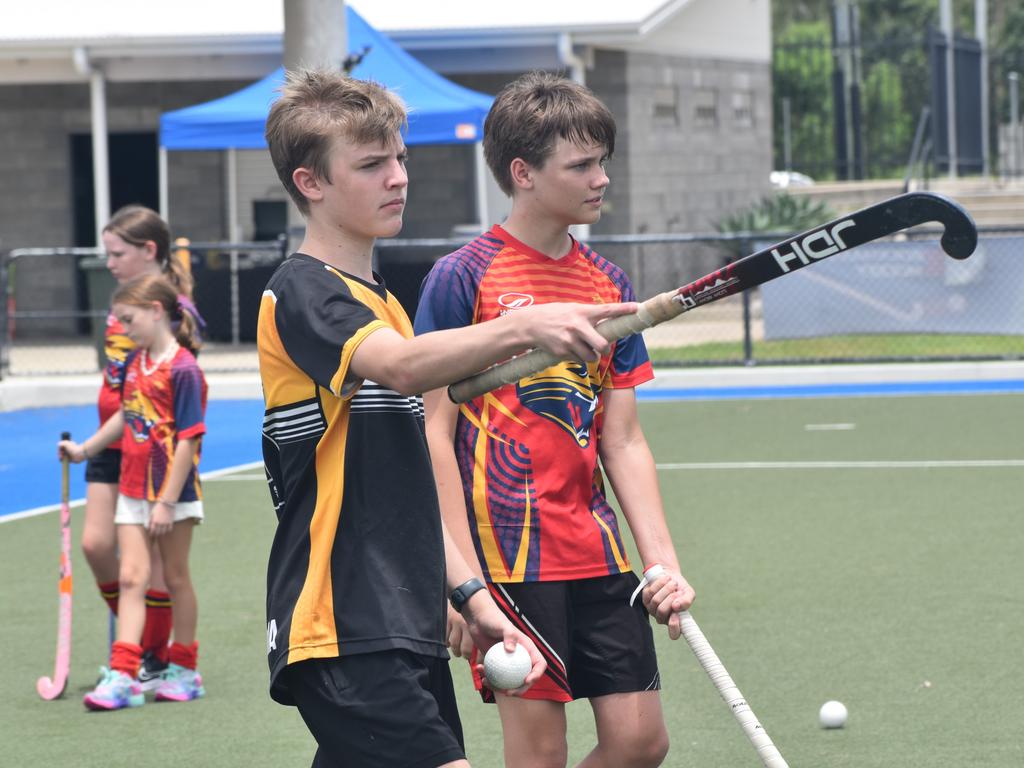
448, 191, 977, 403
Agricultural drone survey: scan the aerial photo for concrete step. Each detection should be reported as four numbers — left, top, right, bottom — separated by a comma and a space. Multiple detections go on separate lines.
789, 179, 1024, 227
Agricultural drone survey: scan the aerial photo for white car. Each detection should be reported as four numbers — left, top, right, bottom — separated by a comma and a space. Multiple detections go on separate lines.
769, 170, 815, 189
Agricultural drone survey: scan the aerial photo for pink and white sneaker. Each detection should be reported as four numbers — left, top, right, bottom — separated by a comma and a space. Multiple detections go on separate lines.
83, 667, 144, 711
154, 663, 205, 702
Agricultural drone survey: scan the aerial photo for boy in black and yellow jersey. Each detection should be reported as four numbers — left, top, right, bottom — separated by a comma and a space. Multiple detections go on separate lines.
257, 69, 638, 768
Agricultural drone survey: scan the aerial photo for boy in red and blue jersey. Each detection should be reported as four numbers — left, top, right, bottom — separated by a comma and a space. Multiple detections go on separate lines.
415, 73, 696, 767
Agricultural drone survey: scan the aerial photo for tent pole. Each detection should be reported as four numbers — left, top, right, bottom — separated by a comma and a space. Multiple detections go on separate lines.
159, 147, 169, 221
226, 148, 240, 346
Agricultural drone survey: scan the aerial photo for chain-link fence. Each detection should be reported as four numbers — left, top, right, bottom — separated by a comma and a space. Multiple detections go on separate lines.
2, 227, 1022, 378
0, 238, 286, 377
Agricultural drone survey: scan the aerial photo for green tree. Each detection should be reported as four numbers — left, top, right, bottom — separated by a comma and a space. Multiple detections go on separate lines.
871, 60, 920, 174
773, 20, 835, 178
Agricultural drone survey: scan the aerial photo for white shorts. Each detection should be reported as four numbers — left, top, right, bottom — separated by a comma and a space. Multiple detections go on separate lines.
115, 495, 204, 526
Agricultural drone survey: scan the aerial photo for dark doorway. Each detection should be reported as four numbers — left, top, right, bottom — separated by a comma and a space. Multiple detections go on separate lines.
71, 132, 159, 247
71, 132, 159, 333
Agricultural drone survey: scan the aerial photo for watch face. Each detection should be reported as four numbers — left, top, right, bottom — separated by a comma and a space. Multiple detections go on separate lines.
451, 579, 483, 612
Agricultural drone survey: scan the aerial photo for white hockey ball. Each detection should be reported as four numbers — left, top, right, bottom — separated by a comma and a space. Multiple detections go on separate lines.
819, 700, 848, 729
483, 643, 532, 691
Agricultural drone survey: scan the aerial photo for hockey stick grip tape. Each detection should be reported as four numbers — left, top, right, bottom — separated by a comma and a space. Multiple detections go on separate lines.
448, 291, 678, 404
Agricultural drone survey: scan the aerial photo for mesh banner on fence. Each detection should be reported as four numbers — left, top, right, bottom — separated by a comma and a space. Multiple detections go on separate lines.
2, 230, 1022, 378
763, 237, 1024, 338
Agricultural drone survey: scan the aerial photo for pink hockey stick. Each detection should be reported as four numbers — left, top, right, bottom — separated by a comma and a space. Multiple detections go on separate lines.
37, 431, 73, 700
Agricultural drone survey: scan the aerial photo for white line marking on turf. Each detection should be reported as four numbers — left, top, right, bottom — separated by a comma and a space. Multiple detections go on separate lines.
0, 498, 88, 524
201, 461, 263, 479
804, 423, 856, 431
656, 460, 1024, 470
1, 461, 265, 524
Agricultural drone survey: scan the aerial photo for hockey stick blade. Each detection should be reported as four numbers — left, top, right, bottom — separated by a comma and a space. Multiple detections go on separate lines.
448, 191, 977, 403
38, 430, 73, 700
869, 191, 976, 260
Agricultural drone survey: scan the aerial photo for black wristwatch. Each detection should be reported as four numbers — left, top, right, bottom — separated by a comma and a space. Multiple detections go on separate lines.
449, 577, 486, 614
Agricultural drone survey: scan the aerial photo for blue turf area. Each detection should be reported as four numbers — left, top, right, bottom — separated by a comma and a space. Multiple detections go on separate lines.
5, 375, 1024, 519
0, 399, 265, 520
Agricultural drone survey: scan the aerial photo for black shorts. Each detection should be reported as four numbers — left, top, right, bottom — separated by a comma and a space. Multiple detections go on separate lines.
283, 650, 465, 768
84, 448, 121, 484
474, 572, 660, 703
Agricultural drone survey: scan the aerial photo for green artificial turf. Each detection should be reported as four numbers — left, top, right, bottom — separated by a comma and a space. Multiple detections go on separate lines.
4, 394, 1023, 766
648, 334, 1024, 364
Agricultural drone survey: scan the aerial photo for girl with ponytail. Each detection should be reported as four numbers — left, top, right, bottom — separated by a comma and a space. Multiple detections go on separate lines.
59, 273, 208, 710
79, 206, 204, 692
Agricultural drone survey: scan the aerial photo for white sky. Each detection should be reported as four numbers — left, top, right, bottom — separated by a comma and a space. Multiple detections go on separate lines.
0, 0, 683, 41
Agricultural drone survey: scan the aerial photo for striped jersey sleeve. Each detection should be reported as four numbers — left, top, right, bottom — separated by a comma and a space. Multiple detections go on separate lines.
267, 257, 388, 397
413, 235, 501, 334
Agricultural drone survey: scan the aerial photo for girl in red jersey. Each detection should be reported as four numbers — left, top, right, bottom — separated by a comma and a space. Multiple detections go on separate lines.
60, 274, 208, 710
84, 206, 202, 687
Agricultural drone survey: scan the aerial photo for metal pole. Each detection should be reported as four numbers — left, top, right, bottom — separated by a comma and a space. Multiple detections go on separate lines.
940, 0, 958, 179
741, 290, 754, 365
0, 252, 8, 379
976, 0, 990, 178
831, 0, 853, 179
226, 148, 240, 346
90, 69, 110, 244
159, 147, 169, 221
850, 1, 865, 179
739, 239, 754, 365
782, 97, 792, 172
283, 0, 347, 71
283, 0, 348, 252
1010, 72, 1021, 178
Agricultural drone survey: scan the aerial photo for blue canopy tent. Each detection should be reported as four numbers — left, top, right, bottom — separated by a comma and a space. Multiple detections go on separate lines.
160, 6, 493, 150
158, 5, 495, 235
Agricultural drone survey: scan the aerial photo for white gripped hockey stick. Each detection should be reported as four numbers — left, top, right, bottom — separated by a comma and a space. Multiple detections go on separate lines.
634, 564, 789, 768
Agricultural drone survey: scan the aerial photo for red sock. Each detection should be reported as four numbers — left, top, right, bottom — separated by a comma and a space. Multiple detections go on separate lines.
141, 590, 173, 663
98, 580, 119, 615
110, 641, 143, 678
169, 641, 199, 671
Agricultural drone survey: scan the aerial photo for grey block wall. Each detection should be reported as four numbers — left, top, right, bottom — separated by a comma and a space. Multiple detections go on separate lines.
451, 53, 773, 299
0, 80, 248, 336
1, 54, 772, 338
590, 48, 773, 297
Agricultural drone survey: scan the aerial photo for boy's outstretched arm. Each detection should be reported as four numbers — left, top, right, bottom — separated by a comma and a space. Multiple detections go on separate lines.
350, 301, 636, 396
598, 386, 696, 639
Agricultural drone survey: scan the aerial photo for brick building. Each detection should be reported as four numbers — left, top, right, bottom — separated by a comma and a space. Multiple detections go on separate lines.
0, 0, 772, 335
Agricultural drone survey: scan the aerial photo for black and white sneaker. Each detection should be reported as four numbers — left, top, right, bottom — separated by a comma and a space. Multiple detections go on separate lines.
138, 652, 170, 692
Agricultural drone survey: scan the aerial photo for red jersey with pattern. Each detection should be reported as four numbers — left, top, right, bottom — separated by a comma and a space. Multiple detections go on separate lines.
119, 346, 207, 502
414, 225, 654, 583
98, 312, 135, 451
